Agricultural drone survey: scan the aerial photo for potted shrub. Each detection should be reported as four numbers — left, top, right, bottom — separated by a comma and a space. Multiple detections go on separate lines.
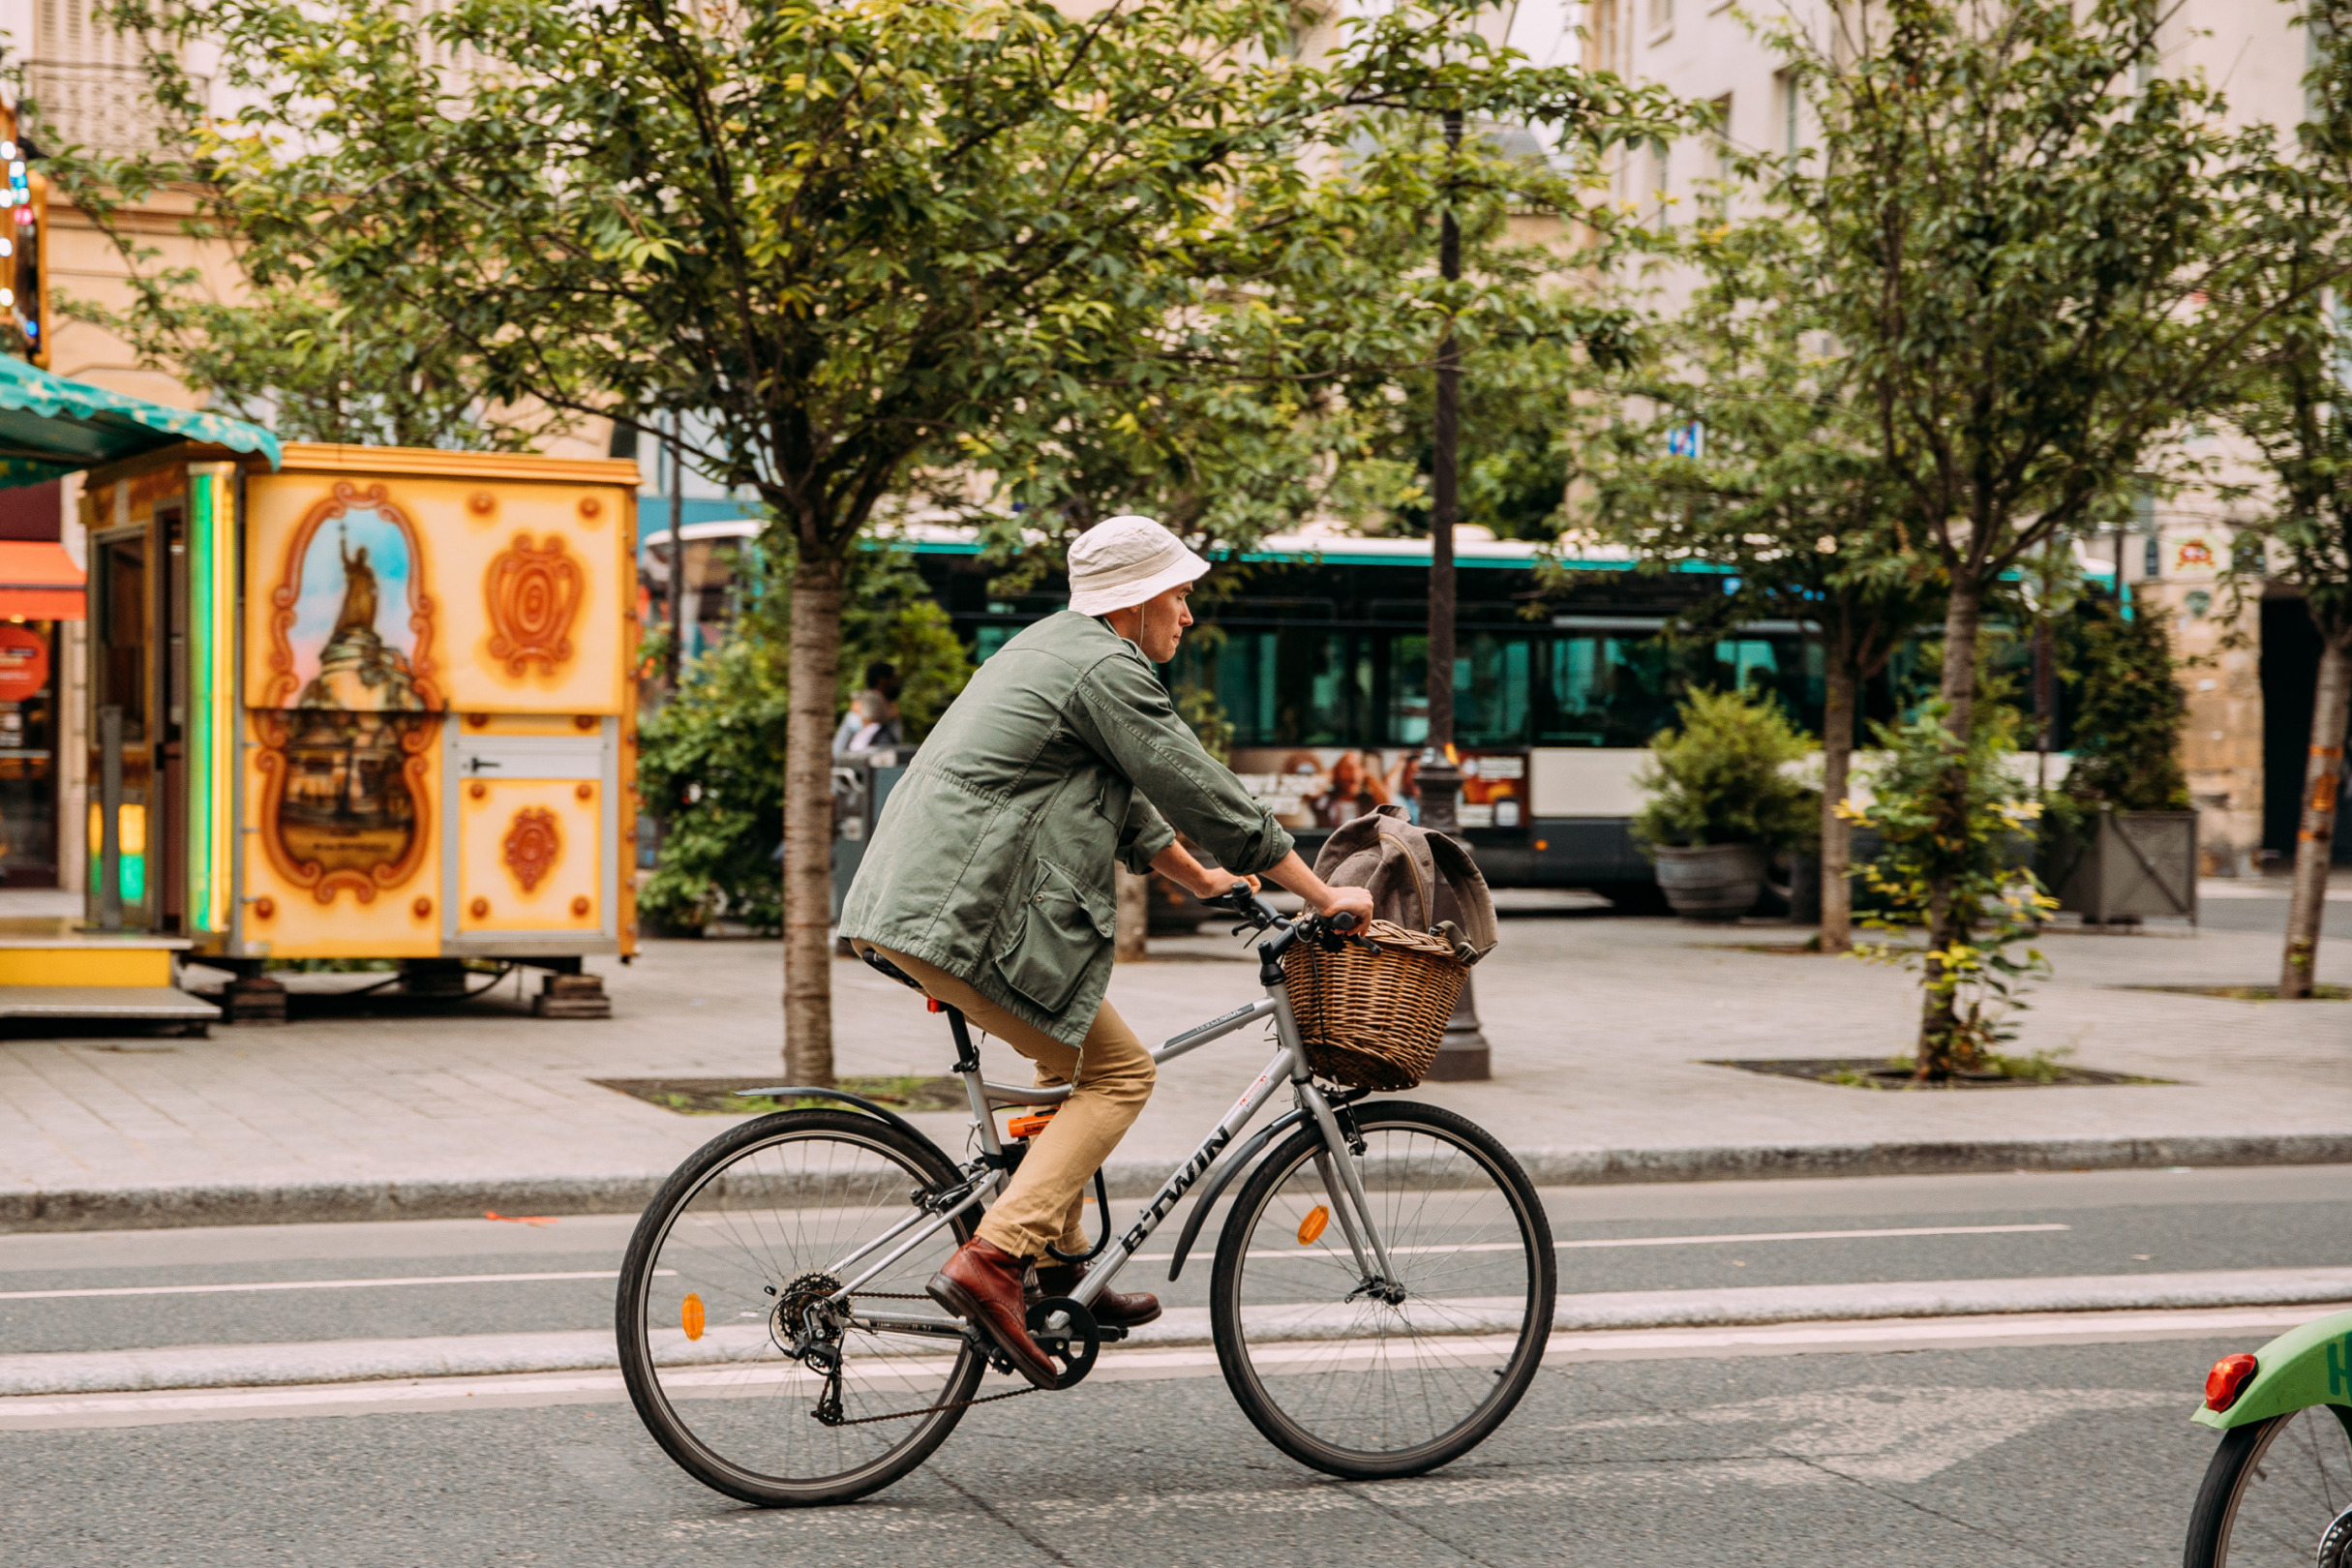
2039, 593, 2197, 924
1634, 686, 1818, 920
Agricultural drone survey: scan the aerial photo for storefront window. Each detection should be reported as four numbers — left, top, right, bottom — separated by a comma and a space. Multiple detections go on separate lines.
0, 620, 57, 884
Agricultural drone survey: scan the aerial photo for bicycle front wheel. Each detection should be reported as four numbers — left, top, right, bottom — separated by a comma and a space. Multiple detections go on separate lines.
617, 1109, 985, 1507
1210, 1101, 1555, 1479
2185, 1406, 2352, 1567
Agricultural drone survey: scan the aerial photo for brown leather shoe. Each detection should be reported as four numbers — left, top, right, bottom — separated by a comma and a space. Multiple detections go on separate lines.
927, 1238, 1060, 1389
1033, 1261, 1163, 1328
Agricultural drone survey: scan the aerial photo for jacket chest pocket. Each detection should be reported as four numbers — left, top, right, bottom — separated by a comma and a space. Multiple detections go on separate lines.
992, 859, 1116, 1014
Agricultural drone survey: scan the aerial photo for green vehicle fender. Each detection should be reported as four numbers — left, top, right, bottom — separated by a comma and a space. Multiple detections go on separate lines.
2193, 1308, 2352, 1431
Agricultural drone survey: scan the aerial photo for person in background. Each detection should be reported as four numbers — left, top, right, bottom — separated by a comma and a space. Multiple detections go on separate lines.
1306, 749, 1393, 828
833, 660, 903, 754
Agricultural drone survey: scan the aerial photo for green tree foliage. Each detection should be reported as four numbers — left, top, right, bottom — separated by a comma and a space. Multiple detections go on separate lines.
1850, 707, 2053, 1077
2058, 594, 2189, 815
637, 541, 970, 933
1632, 686, 1817, 852
75, 0, 1681, 1079
2213, 0, 2352, 995
1767, 0, 2316, 1070
1570, 204, 1942, 948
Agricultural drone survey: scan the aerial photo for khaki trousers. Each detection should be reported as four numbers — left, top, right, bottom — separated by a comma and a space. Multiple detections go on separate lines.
855, 942, 1154, 1261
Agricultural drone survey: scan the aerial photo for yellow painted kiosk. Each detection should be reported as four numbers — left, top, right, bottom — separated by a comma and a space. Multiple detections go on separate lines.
74, 440, 641, 1023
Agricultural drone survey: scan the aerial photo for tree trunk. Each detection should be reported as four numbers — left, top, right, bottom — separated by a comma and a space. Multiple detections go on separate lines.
2280, 632, 2350, 999
784, 558, 845, 1084
1115, 866, 1150, 963
1917, 576, 1985, 1077
1819, 657, 1857, 954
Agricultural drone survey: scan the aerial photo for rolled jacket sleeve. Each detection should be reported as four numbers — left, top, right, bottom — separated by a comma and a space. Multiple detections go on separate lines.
1071, 647, 1295, 877
1118, 793, 1178, 876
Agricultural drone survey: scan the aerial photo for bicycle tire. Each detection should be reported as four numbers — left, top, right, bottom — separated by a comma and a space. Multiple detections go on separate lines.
1209, 1100, 1555, 1480
2185, 1406, 2352, 1568
617, 1108, 985, 1507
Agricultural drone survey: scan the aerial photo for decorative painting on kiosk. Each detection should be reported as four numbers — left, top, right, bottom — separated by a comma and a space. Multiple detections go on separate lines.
256, 483, 441, 903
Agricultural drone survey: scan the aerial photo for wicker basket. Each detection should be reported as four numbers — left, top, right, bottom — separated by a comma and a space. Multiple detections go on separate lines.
1282, 920, 1468, 1091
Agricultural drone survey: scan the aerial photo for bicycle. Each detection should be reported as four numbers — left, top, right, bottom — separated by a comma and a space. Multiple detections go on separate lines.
616, 886, 1556, 1507
2182, 1307, 2352, 1567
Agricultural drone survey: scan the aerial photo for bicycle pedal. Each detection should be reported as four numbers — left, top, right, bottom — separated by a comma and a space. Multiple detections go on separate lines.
1095, 1325, 1129, 1342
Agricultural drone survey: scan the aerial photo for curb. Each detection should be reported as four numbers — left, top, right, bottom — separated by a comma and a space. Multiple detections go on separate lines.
6, 1130, 2351, 1233
6, 1268, 2347, 1398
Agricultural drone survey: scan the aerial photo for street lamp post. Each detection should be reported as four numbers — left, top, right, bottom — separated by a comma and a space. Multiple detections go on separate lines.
1418, 107, 1491, 1082
667, 412, 686, 692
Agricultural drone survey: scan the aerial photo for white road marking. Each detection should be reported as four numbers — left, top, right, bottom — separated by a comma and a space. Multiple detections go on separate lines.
4, 1223, 2067, 1300
0, 1302, 2316, 1430
0, 1270, 669, 1302
1131, 1221, 2070, 1264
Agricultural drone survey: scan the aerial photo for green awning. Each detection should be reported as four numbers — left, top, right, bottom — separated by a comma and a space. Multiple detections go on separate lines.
0, 354, 281, 489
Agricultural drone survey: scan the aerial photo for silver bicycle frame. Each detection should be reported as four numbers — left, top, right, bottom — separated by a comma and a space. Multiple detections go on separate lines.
826, 955, 1394, 1339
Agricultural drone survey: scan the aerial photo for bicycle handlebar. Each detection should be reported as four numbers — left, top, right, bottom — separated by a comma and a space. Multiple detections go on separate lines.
1205, 881, 1363, 950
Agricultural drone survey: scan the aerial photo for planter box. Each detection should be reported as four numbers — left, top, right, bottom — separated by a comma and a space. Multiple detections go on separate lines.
1652, 843, 1767, 920
2039, 809, 2198, 924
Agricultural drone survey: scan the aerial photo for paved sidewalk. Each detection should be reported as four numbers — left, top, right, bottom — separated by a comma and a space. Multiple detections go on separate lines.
0, 902, 2345, 1228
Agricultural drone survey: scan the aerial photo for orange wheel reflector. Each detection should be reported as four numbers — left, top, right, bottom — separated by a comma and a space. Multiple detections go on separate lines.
681, 1293, 707, 1342
2205, 1352, 2258, 1411
1298, 1205, 1330, 1246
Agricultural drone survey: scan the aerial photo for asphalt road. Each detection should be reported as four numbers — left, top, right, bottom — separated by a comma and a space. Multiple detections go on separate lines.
0, 1332, 2246, 1566
6, 1165, 2346, 1565
3, 1164, 2345, 1355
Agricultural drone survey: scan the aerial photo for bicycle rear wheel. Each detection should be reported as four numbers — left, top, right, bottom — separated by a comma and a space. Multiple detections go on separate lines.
617, 1108, 984, 1507
1209, 1101, 1554, 1479
2184, 1406, 2352, 1567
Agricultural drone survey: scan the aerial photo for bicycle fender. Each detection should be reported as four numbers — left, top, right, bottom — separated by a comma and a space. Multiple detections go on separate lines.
2191, 1308, 2352, 1430
728, 1085, 956, 1167
1165, 1109, 1309, 1282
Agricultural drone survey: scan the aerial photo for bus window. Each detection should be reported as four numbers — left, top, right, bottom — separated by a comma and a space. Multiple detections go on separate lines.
1179, 627, 1368, 746
974, 624, 1020, 663
1387, 634, 1432, 744
1293, 631, 1371, 745
1455, 635, 1531, 744
1712, 639, 1780, 695
1385, 633, 1535, 746
1542, 635, 1674, 747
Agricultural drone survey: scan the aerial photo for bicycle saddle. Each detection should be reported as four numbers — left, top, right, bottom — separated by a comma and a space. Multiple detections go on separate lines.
859, 948, 926, 994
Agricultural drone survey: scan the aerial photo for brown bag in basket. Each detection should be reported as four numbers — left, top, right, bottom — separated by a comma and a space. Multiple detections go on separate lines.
1312, 804, 1498, 962
1283, 920, 1467, 1091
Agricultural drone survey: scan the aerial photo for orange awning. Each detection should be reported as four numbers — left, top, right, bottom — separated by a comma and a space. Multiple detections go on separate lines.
0, 540, 83, 619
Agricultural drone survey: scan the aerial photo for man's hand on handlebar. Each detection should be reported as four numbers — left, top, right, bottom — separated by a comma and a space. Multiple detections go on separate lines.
1312, 885, 1374, 930
1260, 849, 1373, 932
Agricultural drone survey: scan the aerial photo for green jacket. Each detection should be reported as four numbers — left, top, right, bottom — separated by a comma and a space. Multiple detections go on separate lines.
839, 612, 1293, 1045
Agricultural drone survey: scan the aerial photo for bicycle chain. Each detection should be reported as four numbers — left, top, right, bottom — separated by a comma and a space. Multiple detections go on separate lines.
815, 1380, 1043, 1427
803, 1291, 1048, 1426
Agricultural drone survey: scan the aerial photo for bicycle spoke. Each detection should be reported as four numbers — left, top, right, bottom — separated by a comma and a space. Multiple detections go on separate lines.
622, 1118, 983, 1501
1217, 1108, 1552, 1475
2213, 1407, 2352, 1565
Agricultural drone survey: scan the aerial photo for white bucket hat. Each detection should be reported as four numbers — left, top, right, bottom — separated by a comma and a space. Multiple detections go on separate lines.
1066, 515, 1213, 617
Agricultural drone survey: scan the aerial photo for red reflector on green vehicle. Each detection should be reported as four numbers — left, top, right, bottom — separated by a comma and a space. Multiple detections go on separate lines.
2204, 1353, 2259, 1411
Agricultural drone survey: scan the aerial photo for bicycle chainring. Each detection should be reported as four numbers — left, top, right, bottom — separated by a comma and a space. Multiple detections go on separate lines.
1025, 1296, 1100, 1390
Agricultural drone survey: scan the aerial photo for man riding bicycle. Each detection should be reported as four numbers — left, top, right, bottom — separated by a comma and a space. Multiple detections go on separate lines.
838, 515, 1375, 1388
